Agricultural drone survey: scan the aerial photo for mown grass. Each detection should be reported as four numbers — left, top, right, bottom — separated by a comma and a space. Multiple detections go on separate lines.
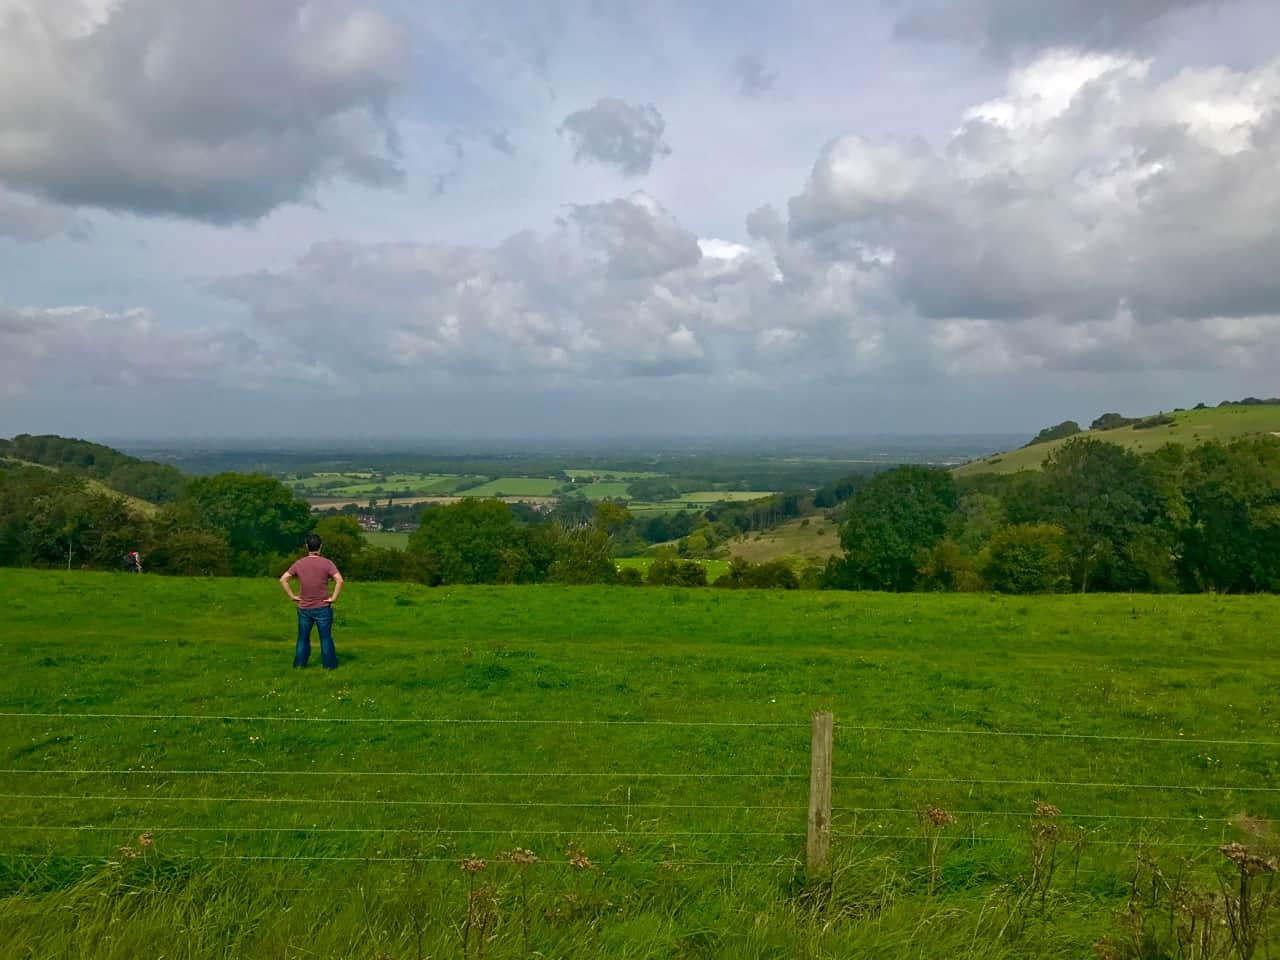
4, 570, 1280, 958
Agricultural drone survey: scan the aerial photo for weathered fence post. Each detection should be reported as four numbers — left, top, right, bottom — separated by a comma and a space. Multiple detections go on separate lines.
807, 710, 833, 873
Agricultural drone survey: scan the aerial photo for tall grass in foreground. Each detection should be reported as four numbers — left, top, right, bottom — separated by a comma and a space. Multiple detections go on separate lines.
5, 570, 1280, 957
6, 836, 1278, 958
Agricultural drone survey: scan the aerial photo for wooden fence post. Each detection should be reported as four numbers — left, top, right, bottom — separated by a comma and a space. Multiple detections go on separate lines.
807, 710, 833, 873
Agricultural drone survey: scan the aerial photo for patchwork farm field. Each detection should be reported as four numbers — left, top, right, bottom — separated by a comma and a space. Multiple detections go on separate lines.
4, 571, 1280, 958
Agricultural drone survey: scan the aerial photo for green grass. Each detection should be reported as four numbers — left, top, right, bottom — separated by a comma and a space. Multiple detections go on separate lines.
362, 531, 410, 550
956, 404, 1280, 475
727, 517, 842, 565
294, 473, 460, 498
678, 490, 777, 503
625, 501, 702, 517
4, 570, 1280, 957
564, 470, 659, 480
460, 477, 562, 498
577, 481, 632, 500
614, 556, 731, 582
3, 457, 160, 517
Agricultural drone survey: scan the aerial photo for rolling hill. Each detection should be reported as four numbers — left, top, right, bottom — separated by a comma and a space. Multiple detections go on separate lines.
0, 456, 160, 517
954, 403, 1280, 476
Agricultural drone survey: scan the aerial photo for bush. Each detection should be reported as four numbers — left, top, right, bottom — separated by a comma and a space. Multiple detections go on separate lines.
617, 566, 644, 586
916, 539, 985, 592
1024, 421, 1082, 447
983, 524, 1069, 594
646, 557, 707, 587
145, 528, 232, 577
716, 558, 799, 590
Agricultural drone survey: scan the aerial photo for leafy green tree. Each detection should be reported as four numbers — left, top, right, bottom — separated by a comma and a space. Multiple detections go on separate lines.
22, 485, 148, 570
146, 528, 233, 577
948, 492, 1006, 554
830, 466, 957, 591
916, 538, 985, 592
1179, 436, 1280, 592
313, 515, 366, 570
408, 498, 542, 585
1, 433, 186, 503
546, 501, 631, 585
1037, 439, 1166, 592
646, 556, 708, 587
716, 557, 799, 590
180, 473, 311, 574
983, 524, 1069, 594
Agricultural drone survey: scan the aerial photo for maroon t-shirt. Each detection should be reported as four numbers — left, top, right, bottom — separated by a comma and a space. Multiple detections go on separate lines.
287, 555, 339, 609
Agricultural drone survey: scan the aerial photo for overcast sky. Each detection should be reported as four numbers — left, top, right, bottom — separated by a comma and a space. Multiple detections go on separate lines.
2, 0, 1279, 440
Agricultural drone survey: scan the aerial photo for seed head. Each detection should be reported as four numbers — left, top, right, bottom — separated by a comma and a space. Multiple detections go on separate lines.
510, 848, 538, 866
1034, 802, 1061, 818
137, 832, 155, 848
1219, 842, 1278, 874
459, 857, 487, 874
566, 843, 594, 870
924, 806, 957, 827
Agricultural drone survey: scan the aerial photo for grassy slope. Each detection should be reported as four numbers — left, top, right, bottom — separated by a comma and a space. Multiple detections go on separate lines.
954, 404, 1280, 476
4, 570, 1280, 956
1, 456, 159, 517
727, 516, 843, 564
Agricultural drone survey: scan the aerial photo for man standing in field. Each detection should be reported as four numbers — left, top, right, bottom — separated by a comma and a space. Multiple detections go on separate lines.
279, 533, 343, 670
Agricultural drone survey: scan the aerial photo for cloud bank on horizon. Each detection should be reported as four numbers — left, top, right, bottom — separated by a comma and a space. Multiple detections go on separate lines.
1, 0, 1279, 438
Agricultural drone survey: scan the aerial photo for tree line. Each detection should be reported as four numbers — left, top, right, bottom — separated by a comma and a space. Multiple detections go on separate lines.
829, 435, 1280, 593
4, 432, 1280, 594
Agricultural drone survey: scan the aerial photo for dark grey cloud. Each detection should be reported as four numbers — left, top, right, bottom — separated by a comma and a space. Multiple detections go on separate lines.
893, 0, 1221, 54
745, 205, 785, 249
560, 98, 672, 176
487, 129, 517, 156
0, 0, 408, 223
732, 52, 777, 97
0, 193, 92, 243
0, 299, 321, 400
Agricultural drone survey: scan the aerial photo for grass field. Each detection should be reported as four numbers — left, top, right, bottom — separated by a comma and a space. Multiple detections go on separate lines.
576, 481, 632, 500
956, 404, 1280, 475
5, 571, 1280, 957
461, 477, 563, 498
362, 531, 410, 550
625, 501, 701, 517
564, 470, 659, 480
727, 516, 843, 564
678, 491, 777, 503
613, 556, 731, 582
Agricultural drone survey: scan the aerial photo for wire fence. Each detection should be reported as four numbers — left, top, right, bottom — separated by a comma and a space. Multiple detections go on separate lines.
2, 707, 1276, 875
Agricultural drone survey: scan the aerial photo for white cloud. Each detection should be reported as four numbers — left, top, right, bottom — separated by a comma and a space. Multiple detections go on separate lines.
789, 51, 1280, 340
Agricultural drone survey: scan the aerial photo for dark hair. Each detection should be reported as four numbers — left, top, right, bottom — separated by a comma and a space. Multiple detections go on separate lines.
305, 533, 322, 552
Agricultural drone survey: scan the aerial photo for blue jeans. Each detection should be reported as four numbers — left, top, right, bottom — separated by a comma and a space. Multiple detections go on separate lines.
294, 605, 337, 670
